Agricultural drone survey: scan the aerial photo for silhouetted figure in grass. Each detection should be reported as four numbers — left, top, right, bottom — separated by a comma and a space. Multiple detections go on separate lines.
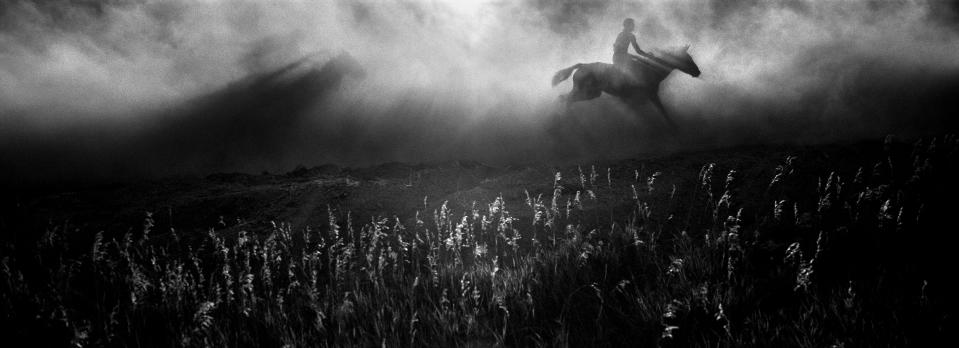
551, 18, 701, 127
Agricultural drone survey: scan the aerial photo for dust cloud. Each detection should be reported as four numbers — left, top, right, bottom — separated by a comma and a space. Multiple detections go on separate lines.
1, 0, 958, 187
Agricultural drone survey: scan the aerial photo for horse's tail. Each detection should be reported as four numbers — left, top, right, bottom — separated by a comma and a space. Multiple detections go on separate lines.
551, 63, 582, 86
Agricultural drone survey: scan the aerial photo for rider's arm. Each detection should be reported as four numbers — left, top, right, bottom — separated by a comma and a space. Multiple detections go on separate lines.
630, 35, 645, 55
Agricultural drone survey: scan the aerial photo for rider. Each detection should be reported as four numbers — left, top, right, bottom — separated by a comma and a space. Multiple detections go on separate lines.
613, 18, 649, 84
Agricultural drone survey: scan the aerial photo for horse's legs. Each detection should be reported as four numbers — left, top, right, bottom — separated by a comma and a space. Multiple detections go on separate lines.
565, 77, 602, 105
648, 92, 677, 129
563, 89, 598, 109
649, 93, 666, 115
561, 70, 601, 105
568, 87, 600, 102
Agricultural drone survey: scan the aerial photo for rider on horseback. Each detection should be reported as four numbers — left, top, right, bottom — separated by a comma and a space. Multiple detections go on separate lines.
613, 18, 651, 85
551, 18, 700, 118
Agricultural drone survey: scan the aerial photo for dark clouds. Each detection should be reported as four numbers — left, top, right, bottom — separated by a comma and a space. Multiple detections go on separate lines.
1, 0, 958, 188
529, 0, 612, 36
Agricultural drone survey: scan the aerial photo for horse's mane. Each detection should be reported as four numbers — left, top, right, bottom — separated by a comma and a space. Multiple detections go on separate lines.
652, 46, 687, 60
661, 45, 689, 55
650, 46, 692, 71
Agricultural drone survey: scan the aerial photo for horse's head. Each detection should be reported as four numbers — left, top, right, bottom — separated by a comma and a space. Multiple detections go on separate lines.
659, 45, 700, 78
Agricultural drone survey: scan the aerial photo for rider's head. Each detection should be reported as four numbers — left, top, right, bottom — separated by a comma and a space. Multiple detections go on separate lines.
623, 18, 635, 32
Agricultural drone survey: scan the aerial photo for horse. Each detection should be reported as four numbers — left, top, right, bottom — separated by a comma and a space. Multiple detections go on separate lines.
551, 46, 701, 125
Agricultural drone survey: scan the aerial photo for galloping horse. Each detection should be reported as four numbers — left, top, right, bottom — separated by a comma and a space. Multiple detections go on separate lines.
551, 46, 701, 124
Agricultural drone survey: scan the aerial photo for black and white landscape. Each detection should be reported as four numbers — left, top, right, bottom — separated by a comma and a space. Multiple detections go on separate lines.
2, 1, 958, 346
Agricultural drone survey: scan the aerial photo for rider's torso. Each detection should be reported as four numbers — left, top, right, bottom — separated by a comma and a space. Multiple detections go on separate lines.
613, 32, 633, 55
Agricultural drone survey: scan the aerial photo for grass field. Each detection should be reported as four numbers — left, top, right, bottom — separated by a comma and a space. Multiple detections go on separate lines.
2, 135, 957, 347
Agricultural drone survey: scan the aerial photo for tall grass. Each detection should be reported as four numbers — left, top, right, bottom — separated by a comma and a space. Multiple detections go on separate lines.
1, 135, 957, 347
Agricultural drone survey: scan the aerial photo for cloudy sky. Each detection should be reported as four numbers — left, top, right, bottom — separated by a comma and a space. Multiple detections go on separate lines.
2, 0, 958, 186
